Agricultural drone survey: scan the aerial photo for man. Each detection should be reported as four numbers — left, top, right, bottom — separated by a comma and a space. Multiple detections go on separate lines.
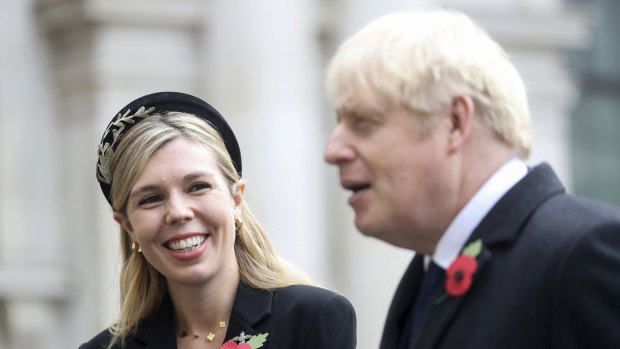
324, 10, 620, 349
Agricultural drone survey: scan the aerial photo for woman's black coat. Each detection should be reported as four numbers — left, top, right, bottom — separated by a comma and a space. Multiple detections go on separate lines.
79, 283, 356, 349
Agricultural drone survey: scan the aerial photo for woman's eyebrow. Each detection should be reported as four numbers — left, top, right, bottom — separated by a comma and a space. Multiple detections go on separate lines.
183, 170, 216, 182
129, 184, 160, 199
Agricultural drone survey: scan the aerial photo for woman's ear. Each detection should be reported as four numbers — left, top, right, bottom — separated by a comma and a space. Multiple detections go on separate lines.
448, 95, 475, 152
233, 179, 246, 212
113, 212, 135, 240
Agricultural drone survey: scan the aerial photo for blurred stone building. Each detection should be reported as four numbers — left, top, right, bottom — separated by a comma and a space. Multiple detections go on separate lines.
0, 0, 615, 348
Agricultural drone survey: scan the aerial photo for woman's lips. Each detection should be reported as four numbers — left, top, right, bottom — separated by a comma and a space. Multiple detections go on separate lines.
166, 234, 207, 252
165, 234, 209, 261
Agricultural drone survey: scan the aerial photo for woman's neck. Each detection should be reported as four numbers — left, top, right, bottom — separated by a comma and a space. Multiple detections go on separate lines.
168, 259, 240, 338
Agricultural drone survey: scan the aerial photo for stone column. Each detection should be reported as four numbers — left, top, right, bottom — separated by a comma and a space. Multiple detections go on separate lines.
206, 0, 329, 280
1, 0, 67, 348
36, 0, 208, 347
571, 0, 620, 207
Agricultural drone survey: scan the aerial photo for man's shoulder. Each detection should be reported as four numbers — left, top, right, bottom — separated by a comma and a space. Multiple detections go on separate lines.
508, 163, 620, 234
534, 190, 620, 232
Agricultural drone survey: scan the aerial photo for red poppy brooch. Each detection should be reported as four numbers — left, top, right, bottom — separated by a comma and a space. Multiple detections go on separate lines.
435, 239, 482, 305
220, 332, 269, 349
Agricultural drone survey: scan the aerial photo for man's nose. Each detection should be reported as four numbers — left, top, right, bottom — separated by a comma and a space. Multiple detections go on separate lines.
324, 125, 356, 165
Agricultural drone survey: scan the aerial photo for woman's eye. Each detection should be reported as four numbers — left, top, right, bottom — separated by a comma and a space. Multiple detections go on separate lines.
138, 195, 161, 206
189, 182, 211, 192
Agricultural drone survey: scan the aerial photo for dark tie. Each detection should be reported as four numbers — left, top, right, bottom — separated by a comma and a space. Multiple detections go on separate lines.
408, 261, 444, 348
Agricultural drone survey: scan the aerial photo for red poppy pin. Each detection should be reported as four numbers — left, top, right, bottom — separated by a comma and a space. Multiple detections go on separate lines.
435, 239, 482, 305
221, 332, 269, 349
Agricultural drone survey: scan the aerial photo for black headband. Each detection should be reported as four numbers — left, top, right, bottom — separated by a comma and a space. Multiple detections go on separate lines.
96, 91, 242, 206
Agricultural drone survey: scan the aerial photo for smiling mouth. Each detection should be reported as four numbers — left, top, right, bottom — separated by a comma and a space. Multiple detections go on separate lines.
166, 235, 207, 252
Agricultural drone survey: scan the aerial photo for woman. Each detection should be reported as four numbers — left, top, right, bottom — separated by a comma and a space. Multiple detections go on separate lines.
81, 92, 356, 349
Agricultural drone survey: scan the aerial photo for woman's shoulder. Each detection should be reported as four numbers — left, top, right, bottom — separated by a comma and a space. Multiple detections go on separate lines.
271, 284, 355, 318
267, 285, 357, 348
78, 328, 115, 349
275, 284, 350, 304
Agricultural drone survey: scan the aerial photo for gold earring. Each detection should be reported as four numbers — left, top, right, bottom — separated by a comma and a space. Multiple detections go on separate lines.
234, 217, 243, 231
131, 242, 142, 253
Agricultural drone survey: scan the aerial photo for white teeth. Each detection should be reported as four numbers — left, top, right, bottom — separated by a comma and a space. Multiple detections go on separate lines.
167, 235, 207, 252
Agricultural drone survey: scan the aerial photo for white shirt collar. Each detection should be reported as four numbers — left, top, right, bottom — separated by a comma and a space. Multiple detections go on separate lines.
425, 158, 528, 270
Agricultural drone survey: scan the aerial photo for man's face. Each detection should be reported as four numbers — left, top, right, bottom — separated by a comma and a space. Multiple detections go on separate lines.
325, 89, 455, 251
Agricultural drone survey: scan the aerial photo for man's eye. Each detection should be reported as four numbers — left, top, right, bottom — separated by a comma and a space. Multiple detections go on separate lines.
351, 116, 372, 130
138, 195, 161, 206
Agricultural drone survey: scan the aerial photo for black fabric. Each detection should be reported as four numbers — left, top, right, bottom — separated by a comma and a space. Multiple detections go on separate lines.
79, 283, 356, 349
97, 91, 242, 206
380, 163, 620, 349
407, 261, 444, 349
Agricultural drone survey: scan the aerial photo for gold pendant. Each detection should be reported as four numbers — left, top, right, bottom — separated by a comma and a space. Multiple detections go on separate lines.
206, 332, 215, 342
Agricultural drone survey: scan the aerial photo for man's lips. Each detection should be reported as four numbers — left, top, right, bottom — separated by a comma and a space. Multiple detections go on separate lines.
341, 180, 371, 206
341, 180, 371, 193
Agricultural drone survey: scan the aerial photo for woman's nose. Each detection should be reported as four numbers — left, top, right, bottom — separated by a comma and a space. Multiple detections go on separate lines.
165, 193, 194, 225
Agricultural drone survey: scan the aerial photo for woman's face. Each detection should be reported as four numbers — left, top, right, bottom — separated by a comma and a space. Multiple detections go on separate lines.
115, 138, 243, 287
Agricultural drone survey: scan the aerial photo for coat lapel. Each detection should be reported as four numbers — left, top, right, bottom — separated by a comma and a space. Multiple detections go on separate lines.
131, 296, 177, 349
224, 283, 273, 345
380, 254, 424, 349
410, 163, 565, 349
410, 246, 492, 349
468, 163, 564, 247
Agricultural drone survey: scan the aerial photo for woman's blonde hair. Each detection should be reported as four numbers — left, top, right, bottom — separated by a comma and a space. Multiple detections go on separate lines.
326, 10, 532, 158
106, 112, 311, 348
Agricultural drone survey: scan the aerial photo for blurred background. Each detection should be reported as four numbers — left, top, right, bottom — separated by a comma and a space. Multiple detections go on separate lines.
1, 0, 619, 348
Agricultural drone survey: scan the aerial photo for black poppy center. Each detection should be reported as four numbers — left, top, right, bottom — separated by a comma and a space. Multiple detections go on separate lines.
454, 270, 464, 281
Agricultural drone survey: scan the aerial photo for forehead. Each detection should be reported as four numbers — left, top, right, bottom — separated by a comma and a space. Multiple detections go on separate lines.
334, 87, 393, 116
156, 137, 213, 159
139, 138, 220, 179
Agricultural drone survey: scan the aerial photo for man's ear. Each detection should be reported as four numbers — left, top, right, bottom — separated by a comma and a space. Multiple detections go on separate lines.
113, 212, 135, 240
448, 95, 475, 152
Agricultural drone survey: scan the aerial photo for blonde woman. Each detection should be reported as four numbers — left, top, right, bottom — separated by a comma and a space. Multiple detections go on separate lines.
80, 92, 356, 349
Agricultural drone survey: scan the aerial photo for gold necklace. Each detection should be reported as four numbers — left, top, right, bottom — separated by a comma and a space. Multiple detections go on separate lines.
180, 321, 227, 342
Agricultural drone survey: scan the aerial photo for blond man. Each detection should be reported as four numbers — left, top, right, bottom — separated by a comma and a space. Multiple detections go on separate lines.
325, 10, 620, 349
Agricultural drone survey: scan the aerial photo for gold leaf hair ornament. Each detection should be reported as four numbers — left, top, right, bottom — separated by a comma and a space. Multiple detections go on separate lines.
96, 106, 155, 185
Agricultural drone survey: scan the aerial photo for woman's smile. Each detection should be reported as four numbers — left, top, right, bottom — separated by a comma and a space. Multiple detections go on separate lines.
164, 233, 210, 262
165, 234, 208, 252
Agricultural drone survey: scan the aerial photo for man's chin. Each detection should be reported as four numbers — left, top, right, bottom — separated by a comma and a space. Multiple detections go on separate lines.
355, 219, 415, 249
354, 218, 382, 238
